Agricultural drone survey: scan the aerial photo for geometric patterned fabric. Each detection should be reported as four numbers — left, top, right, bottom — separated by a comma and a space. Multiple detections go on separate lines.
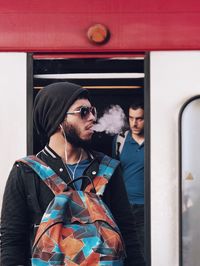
20, 155, 126, 265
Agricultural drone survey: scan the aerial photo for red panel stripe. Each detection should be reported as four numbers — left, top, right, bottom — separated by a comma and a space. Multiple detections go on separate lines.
1, 0, 200, 51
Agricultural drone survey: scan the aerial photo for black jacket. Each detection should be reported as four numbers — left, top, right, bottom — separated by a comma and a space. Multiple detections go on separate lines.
1, 146, 144, 266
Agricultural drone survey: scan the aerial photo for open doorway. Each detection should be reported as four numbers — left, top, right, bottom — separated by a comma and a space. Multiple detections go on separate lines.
27, 53, 150, 265
30, 55, 145, 156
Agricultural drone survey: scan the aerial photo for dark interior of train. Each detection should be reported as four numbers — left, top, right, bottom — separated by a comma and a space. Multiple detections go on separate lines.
32, 56, 144, 156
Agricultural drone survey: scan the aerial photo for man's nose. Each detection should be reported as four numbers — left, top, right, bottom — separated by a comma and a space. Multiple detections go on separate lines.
132, 118, 137, 125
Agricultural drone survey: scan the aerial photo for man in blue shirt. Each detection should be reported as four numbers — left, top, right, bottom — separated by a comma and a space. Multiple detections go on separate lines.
113, 102, 145, 263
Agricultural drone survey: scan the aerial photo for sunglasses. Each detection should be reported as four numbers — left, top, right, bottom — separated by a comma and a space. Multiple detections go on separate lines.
66, 106, 97, 120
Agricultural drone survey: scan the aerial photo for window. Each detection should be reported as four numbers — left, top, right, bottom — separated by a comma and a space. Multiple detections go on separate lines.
180, 96, 200, 265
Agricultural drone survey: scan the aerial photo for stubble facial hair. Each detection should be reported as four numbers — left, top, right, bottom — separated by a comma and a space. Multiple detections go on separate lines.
63, 123, 92, 149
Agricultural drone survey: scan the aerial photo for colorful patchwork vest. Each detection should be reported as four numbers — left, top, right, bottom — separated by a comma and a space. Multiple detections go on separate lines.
20, 155, 126, 266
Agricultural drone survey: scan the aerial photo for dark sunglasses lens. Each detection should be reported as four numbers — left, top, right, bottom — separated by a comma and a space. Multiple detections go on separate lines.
80, 107, 90, 118
80, 106, 96, 119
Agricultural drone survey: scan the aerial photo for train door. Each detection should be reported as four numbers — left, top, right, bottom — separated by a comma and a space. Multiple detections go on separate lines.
27, 53, 150, 264
180, 96, 200, 266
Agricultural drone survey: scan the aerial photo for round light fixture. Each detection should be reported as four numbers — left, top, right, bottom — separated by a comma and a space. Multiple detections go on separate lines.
87, 24, 110, 45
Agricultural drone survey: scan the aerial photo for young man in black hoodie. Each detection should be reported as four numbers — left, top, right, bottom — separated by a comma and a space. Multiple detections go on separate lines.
1, 82, 144, 266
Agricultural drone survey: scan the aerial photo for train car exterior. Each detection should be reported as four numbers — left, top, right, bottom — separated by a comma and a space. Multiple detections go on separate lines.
1, 1, 200, 266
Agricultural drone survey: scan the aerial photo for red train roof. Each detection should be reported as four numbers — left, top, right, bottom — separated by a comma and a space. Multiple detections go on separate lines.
1, 0, 200, 51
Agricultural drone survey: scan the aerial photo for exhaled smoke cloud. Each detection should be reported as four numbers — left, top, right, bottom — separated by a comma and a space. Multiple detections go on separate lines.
93, 105, 126, 135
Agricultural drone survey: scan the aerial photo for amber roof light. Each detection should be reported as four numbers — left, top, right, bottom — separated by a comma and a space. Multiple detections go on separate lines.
87, 24, 110, 45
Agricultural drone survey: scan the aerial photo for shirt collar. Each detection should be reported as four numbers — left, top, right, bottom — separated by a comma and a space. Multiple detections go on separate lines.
127, 131, 145, 146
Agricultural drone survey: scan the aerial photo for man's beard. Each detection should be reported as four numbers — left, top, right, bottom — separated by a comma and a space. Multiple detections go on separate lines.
63, 123, 92, 149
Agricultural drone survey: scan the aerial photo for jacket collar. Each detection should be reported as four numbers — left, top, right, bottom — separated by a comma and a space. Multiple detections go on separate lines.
37, 145, 100, 189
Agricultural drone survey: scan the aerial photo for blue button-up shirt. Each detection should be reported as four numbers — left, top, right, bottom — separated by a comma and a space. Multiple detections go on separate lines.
113, 131, 144, 204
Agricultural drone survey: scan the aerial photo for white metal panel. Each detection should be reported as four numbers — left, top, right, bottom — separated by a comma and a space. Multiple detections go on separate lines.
0, 53, 26, 210
150, 51, 200, 266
